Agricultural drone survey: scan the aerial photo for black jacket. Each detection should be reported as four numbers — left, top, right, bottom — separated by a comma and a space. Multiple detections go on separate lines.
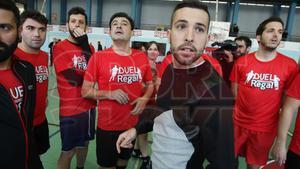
0, 59, 40, 169
136, 62, 235, 169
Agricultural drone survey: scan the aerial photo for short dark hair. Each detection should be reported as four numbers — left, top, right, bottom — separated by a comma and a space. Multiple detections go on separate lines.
0, 0, 20, 27
146, 41, 160, 52
67, 7, 87, 25
256, 17, 284, 36
235, 36, 252, 48
171, 1, 210, 29
20, 10, 48, 27
109, 12, 134, 30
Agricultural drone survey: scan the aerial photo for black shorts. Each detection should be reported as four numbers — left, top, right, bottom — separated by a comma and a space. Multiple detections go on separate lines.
96, 129, 135, 167
60, 109, 96, 151
33, 119, 50, 155
285, 150, 300, 169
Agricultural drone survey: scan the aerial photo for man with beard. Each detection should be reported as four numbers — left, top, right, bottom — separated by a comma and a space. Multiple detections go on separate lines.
14, 11, 50, 165
234, 36, 252, 58
81, 12, 153, 169
0, 0, 42, 168
116, 1, 235, 169
53, 7, 96, 169
230, 17, 298, 169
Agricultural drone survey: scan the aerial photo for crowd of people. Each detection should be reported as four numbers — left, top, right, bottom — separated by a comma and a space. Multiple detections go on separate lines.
0, 0, 299, 169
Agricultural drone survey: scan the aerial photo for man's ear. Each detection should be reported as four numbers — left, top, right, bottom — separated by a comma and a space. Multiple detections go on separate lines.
256, 35, 261, 44
18, 25, 23, 40
84, 25, 88, 33
246, 47, 251, 53
167, 29, 171, 43
66, 23, 69, 31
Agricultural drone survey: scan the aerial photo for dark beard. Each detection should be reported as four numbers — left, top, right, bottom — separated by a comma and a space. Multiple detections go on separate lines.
0, 38, 18, 63
69, 28, 77, 40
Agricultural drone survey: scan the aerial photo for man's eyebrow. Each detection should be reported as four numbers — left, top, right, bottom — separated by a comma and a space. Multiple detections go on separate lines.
174, 20, 207, 28
25, 25, 46, 29
174, 19, 188, 24
0, 23, 14, 28
195, 22, 207, 28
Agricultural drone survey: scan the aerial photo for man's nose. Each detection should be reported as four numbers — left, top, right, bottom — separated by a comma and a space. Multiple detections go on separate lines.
185, 27, 194, 43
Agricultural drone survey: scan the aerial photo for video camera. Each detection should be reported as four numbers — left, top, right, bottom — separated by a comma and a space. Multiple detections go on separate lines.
211, 40, 238, 61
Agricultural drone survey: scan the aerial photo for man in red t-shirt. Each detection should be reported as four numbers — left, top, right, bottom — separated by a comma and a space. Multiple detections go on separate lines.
53, 7, 96, 169
82, 12, 153, 169
230, 17, 298, 169
272, 74, 300, 169
14, 10, 50, 160
0, 1, 42, 168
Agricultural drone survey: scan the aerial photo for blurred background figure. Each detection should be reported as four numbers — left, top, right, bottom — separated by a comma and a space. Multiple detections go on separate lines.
234, 36, 252, 58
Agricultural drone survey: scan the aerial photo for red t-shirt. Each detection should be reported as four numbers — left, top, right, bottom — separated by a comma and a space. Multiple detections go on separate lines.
0, 69, 23, 112
287, 74, 300, 156
230, 52, 298, 132
158, 54, 223, 78
14, 48, 48, 125
53, 39, 96, 116
84, 48, 153, 130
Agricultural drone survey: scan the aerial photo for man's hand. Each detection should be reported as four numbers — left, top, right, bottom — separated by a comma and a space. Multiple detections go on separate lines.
108, 89, 129, 104
224, 50, 234, 63
116, 128, 137, 153
72, 27, 86, 37
272, 140, 287, 166
130, 97, 148, 115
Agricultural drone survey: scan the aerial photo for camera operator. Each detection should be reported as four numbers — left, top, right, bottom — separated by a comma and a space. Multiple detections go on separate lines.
234, 36, 252, 58
212, 40, 238, 86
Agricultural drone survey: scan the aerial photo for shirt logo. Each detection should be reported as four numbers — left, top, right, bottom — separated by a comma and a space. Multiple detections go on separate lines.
245, 70, 280, 90
35, 65, 48, 83
9, 85, 24, 112
72, 54, 87, 70
109, 65, 142, 84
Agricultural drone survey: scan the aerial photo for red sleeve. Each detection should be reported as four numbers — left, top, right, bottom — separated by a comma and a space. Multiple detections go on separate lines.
90, 45, 95, 54
284, 61, 299, 89
143, 59, 153, 82
158, 55, 172, 78
229, 62, 239, 83
202, 55, 223, 77
84, 53, 98, 82
53, 44, 72, 73
287, 74, 300, 99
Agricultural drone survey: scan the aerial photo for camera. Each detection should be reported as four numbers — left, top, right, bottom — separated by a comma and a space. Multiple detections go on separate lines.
211, 40, 238, 61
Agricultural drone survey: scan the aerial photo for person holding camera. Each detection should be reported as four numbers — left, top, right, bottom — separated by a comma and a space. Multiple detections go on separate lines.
212, 40, 237, 86
234, 36, 252, 58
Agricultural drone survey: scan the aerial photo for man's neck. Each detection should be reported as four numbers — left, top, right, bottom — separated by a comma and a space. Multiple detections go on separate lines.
0, 58, 12, 70
255, 47, 277, 62
112, 40, 131, 56
67, 36, 78, 44
18, 43, 40, 54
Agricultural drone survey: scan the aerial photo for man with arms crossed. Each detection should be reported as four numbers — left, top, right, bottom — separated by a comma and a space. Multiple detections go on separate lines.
81, 12, 154, 169
230, 17, 298, 169
53, 7, 96, 169
116, 1, 235, 169
14, 11, 50, 164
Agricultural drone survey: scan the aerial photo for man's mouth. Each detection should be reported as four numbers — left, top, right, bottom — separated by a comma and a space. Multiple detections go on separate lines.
271, 39, 278, 43
115, 30, 123, 34
178, 46, 196, 55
